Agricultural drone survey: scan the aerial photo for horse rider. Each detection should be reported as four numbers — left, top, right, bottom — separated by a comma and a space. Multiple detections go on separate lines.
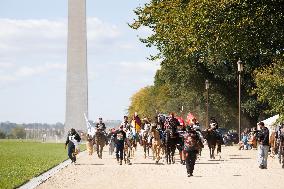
208, 117, 223, 144
114, 125, 127, 165
191, 118, 205, 147
96, 117, 108, 144
65, 128, 81, 164
157, 114, 166, 131
183, 125, 199, 177
96, 117, 106, 131
168, 112, 180, 134
121, 115, 131, 131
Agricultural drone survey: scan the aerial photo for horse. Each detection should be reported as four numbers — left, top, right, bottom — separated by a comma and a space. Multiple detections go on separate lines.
202, 129, 222, 159
124, 130, 136, 164
140, 129, 152, 159
164, 128, 177, 164
108, 134, 115, 155
94, 130, 107, 159
86, 134, 94, 155
150, 126, 162, 164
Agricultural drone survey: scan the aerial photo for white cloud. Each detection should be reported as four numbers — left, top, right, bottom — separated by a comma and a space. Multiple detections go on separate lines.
87, 17, 120, 41
0, 17, 121, 55
0, 63, 66, 84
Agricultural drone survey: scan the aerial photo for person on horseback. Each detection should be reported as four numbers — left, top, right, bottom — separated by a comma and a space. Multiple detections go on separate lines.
121, 116, 131, 131
65, 128, 81, 164
191, 118, 204, 154
114, 125, 126, 165
208, 117, 223, 144
183, 125, 199, 177
192, 118, 204, 144
168, 113, 180, 133
96, 117, 106, 131
96, 118, 108, 145
157, 114, 166, 131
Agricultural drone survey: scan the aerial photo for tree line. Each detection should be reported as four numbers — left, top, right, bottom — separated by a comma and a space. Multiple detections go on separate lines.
128, 0, 284, 129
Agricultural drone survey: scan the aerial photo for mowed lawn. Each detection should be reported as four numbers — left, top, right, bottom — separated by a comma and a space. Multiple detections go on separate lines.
0, 140, 78, 189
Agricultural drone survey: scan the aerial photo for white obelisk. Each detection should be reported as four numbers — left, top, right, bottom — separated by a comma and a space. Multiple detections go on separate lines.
65, 0, 88, 133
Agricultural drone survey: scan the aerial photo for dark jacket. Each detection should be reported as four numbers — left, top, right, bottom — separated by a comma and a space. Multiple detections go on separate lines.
114, 130, 126, 147
65, 132, 81, 147
257, 127, 269, 146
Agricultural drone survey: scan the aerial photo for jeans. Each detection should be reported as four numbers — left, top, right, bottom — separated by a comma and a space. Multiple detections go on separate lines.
116, 144, 124, 161
185, 150, 197, 174
68, 145, 76, 163
258, 145, 269, 168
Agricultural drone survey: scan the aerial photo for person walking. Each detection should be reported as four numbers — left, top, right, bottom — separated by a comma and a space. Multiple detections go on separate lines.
183, 126, 199, 177
257, 122, 269, 169
114, 125, 126, 165
65, 128, 81, 164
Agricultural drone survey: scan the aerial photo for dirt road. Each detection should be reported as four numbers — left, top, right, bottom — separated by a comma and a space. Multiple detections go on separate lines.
37, 146, 283, 189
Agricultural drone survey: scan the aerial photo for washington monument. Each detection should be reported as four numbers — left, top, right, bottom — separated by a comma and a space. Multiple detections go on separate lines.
65, 0, 88, 133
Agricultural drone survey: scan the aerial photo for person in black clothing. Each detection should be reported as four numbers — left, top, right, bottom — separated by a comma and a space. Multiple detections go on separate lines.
114, 125, 126, 165
257, 122, 270, 169
65, 128, 81, 164
209, 117, 219, 130
183, 126, 199, 177
96, 118, 106, 131
168, 113, 180, 133
121, 116, 131, 130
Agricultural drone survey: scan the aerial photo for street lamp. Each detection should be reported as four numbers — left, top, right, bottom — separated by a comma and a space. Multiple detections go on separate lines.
205, 80, 209, 128
237, 59, 243, 141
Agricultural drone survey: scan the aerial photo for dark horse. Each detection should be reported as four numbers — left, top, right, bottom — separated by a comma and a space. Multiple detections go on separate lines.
202, 129, 222, 159
164, 129, 177, 164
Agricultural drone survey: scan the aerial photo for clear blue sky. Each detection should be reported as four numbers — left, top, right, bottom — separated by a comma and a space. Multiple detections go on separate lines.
0, 0, 158, 123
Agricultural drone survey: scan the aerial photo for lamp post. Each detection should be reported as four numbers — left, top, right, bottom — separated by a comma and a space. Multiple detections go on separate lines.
205, 80, 209, 128
237, 59, 243, 141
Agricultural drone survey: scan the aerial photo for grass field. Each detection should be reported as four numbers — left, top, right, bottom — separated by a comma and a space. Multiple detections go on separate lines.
0, 140, 85, 189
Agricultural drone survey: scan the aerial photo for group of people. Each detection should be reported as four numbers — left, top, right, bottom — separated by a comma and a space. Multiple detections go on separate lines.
64, 113, 284, 177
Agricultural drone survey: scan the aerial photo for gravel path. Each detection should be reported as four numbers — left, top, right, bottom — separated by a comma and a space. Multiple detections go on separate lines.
37, 146, 284, 189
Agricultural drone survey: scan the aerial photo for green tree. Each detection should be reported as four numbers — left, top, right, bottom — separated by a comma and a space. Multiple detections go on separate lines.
253, 57, 284, 119
130, 0, 284, 128
11, 126, 26, 139
0, 130, 6, 139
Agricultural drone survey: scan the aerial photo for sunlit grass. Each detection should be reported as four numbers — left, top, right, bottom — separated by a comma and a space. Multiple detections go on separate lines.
0, 140, 85, 189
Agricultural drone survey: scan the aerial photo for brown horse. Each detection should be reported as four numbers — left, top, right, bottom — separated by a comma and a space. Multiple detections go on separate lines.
151, 127, 162, 164
202, 129, 222, 159
164, 129, 177, 164
124, 130, 136, 164
94, 130, 107, 159
141, 129, 151, 159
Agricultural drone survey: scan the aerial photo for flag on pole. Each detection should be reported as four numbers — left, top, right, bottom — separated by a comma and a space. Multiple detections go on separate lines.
84, 113, 95, 137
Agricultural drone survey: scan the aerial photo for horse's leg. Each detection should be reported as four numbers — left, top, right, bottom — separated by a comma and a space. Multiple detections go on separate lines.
96, 144, 100, 158
123, 145, 128, 164
208, 145, 212, 159
100, 144, 104, 159
172, 146, 175, 164
212, 145, 216, 159
152, 143, 156, 160
143, 143, 146, 159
